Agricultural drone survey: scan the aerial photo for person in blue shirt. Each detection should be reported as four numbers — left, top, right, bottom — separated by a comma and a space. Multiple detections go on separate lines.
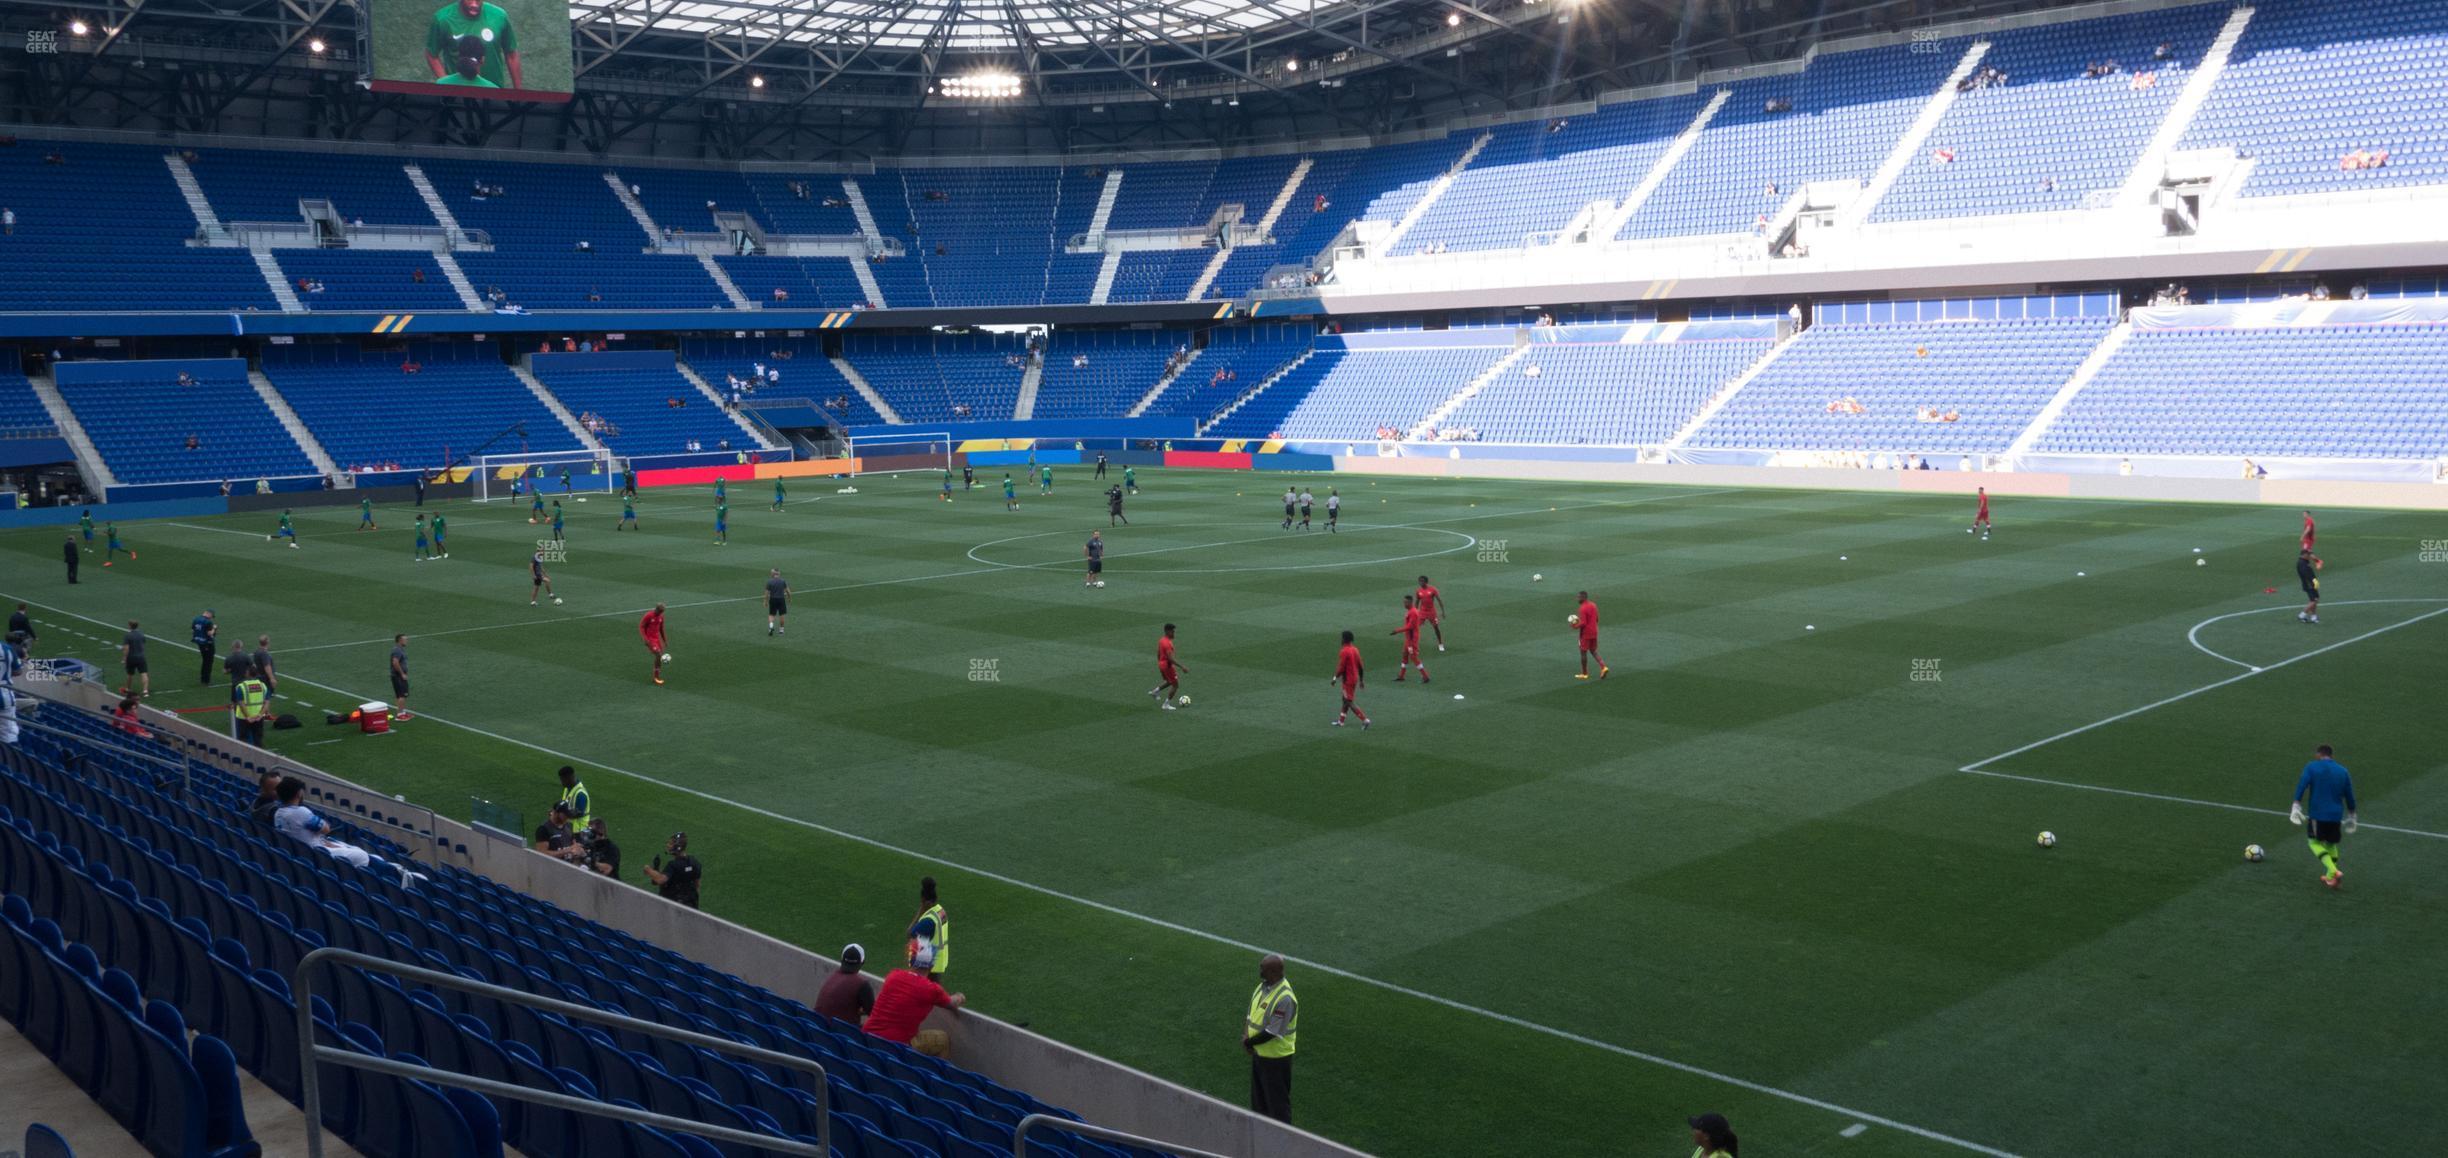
2290, 744, 2358, 889
190, 608, 217, 686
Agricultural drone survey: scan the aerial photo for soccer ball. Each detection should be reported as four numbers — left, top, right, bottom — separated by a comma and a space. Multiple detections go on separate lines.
1566, 613, 1580, 627
265, 534, 273, 541
1532, 573, 1543, 582
1176, 696, 1190, 706
1094, 580, 1106, 588
2036, 831, 2057, 848
660, 652, 672, 663
553, 597, 564, 605
2244, 844, 2266, 862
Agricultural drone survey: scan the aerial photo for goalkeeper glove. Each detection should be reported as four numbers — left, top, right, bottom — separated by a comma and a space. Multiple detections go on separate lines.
2344, 812, 2358, 835
2288, 801, 2305, 825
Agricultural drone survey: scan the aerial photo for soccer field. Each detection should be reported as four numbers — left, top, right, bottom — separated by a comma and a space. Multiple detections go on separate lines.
6, 468, 2445, 1157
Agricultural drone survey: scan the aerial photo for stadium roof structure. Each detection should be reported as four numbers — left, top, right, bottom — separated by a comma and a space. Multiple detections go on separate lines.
0, 0, 2105, 160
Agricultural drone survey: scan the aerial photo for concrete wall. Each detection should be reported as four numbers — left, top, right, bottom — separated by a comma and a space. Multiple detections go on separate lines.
1329, 455, 2448, 512
40, 680, 1367, 1158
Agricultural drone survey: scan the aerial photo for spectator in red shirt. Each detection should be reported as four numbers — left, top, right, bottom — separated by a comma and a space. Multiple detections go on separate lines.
815, 944, 876, 1026
863, 944, 965, 1044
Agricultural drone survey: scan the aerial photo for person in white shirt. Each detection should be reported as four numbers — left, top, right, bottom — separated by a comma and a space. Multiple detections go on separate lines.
271, 777, 425, 886
1281, 487, 1298, 530
1324, 489, 1340, 533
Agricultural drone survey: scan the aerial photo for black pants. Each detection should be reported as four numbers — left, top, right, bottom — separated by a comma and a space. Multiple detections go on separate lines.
199, 643, 216, 684
66, 556, 78, 583
1250, 1055, 1292, 1123
236, 718, 265, 747
1095, 463, 1106, 477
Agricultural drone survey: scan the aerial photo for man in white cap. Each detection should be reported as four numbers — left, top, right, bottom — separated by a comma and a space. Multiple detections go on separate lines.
815, 943, 875, 1025
863, 942, 964, 1044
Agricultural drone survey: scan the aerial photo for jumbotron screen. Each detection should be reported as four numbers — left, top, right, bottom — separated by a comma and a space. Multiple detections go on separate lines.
367, 0, 575, 103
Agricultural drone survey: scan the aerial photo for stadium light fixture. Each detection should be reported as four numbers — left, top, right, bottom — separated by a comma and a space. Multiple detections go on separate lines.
69, 19, 90, 35
1447, 11, 1461, 25
308, 38, 327, 54
749, 74, 765, 88
1283, 58, 1299, 73
939, 72, 1023, 99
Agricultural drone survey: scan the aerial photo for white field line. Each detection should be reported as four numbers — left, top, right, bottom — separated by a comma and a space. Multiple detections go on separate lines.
2185, 598, 2448, 670
1959, 603, 2448, 840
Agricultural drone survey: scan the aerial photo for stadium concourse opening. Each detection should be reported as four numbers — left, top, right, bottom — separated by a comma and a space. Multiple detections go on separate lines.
6, 0, 2448, 1154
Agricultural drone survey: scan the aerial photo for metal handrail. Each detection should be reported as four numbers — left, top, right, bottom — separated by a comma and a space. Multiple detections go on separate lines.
1014, 1112, 1231, 1158
294, 947, 829, 1157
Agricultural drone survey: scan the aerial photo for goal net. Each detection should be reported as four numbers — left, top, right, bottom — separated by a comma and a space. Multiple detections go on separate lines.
472, 449, 623, 503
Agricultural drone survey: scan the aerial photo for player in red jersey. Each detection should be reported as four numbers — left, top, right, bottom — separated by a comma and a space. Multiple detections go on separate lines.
639, 603, 667, 686
1971, 487, 1991, 539
1330, 630, 1369, 729
1414, 574, 1446, 651
1390, 594, 1432, 683
2300, 509, 2317, 551
1573, 590, 1608, 681
1149, 623, 1186, 709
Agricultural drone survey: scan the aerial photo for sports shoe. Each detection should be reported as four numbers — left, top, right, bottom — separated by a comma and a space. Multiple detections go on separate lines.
1421, 675, 1431, 684
1331, 718, 1343, 727
653, 675, 664, 685
1574, 673, 1590, 680
1599, 665, 1610, 680
2321, 871, 2341, 890
1161, 703, 1177, 711
1395, 675, 1406, 682
393, 712, 412, 721
1437, 643, 1446, 652
1360, 718, 1370, 730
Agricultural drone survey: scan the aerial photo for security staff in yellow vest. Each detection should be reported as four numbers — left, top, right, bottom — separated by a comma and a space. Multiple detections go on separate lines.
1243, 953, 1297, 1123
908, 876, 949, 979
233, 671, 272, 747
555, 765, 592, 831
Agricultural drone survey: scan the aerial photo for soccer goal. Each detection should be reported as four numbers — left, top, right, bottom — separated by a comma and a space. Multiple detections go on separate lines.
471, 449, 625, 503
842, 430, 955, 475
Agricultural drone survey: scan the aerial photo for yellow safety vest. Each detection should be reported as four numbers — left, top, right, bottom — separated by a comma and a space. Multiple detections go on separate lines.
1246, 980, 1297, 1059
558, 780, 591, 830
916, 903, 950, 974
236, 679, 270, 723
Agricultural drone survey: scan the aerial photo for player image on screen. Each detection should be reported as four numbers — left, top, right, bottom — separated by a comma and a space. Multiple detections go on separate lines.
369, 0, 572, 102
426, 0, 522, 90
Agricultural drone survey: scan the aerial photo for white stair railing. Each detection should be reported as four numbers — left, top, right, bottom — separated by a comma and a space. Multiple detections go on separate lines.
830, 357, 902, 424
2115, 5, 2258, 209
1409, 344, 1533, 439
2006, 322, 2132, 456
1588, 88, 1730, 242
1838, 40, 1991, 229
1376, 132, 1492, 256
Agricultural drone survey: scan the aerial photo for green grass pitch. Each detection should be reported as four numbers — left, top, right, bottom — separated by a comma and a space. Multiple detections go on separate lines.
6, 469, 2445, 1157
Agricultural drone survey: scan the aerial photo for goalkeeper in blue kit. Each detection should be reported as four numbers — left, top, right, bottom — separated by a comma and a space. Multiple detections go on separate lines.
2290, 744, 2357, 890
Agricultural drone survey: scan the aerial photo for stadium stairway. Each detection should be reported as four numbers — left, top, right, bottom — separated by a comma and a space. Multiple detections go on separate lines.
672, 360, 786, 450
1586, 90, 1731, 242
696, 256, 755, 311
509, 364, 609, 454
1657, 327, 1804, 451
247, 368, 342, 477
2005, 320, 2134, 456
248, 252, 307, 314
25, 369, 121, 494
1197, 347, 1317, 435
1836, 40, 1991, 228
1374, 132, 1493, 256
1126, 350, 1200, 418
2112, 4, 2258, 209
1013, 357, 1043, 421
1409, 344, 1533, 438
829, 357, 903, 424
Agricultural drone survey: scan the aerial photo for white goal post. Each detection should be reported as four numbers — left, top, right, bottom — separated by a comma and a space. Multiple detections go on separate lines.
471, 449, 625, 502
842, 430, 955, 475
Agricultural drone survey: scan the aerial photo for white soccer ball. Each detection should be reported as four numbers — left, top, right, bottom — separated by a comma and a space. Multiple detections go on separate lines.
660, 652, 672, 663
1566, 613, 1580, 627
2036, 831, 2057, 849
1453, 693, 1464, 701
265, 534, 274, 541
1805, 625, 1815, 631
2244, 843, 2266, 862
553, 597, 564, 605
1094, 580, 1106, 588
1175, 695, 1190, 706
1532, 573, 1543, 582
2196, 558, 2206, 567
1966, 527, 1974, 534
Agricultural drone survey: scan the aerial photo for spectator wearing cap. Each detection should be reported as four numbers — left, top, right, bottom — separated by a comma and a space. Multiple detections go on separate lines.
1689, 1112, 1739, 1157
864, 943, 964, 1044
643, 831, 702, 908
532, 802, 577, 857
815, 944, 877, 1025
